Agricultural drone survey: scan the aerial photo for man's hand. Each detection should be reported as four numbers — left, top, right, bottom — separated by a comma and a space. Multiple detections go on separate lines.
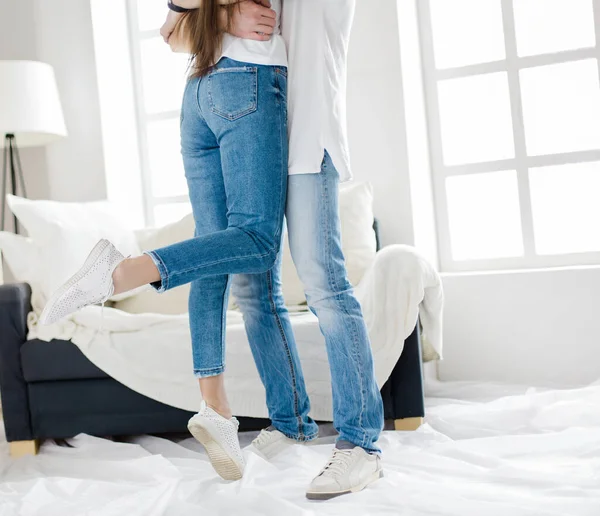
227, 1, 276, 42
160, 9, 184, 43
161, 0, 275, 49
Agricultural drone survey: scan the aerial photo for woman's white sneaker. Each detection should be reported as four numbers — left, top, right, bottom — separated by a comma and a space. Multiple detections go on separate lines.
188, 401, 245, 481
306, 446, 383, 500
39, 239, 124, 326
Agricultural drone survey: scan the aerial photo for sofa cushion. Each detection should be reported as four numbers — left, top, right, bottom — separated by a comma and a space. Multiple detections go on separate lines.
6, 195, 141, 304
21, 339, 110, 383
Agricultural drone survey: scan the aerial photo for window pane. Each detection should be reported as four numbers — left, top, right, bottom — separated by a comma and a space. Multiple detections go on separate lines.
446, 171, 524, 260
520, 59, 600, 156
438, 73, 515, 166
514, 0, 596, 57
429, 0, 505, 69
146, 118, 187, 198
154, 202, 192, 227
530, 162, 600, 255
140, 37, 189, 114
136, 0, 167, 31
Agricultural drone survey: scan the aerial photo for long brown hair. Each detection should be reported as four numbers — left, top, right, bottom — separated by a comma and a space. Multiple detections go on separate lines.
176, 1, 240, 78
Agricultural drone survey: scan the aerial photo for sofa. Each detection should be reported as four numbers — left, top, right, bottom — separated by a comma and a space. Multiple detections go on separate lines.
0, 281, 424, 458
0, 183, 433, 457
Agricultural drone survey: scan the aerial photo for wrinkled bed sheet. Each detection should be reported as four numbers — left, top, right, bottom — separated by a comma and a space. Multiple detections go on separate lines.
1, 380, 599, 516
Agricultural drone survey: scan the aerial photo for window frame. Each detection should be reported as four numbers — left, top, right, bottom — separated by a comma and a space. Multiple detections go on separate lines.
418, 0, 600, 272
125, 0, 191, 228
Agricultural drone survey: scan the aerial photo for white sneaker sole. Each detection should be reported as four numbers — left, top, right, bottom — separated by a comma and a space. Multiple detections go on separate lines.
306, 468, 384, 501
39, 239, 112, 326
188, 420, 244, 481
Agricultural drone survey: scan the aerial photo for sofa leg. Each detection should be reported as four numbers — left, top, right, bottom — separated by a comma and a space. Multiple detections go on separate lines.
9, 439, 40, 458
394, 417, 423, 431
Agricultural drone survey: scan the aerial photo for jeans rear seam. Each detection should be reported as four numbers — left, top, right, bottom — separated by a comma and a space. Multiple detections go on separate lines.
194, 77, 205, 119
266, 269, 304, 440
274, 68, 286, 250
321, 169, 368, 448
219, 275, 231, 367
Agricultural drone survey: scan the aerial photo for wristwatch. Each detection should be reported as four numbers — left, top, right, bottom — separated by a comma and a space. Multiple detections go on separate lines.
167, 1, 192, 13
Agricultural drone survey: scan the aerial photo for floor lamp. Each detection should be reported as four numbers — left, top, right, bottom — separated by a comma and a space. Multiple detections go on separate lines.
0, 60, 67, 233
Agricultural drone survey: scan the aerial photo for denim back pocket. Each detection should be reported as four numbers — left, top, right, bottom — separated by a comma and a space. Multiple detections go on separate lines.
207, 67, 258, 121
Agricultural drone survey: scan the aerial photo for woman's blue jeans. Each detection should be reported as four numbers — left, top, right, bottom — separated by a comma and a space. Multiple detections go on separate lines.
147, 58, 289, 376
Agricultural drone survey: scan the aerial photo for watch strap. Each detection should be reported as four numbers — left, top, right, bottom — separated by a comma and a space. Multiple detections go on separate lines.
168, 1, 192, 13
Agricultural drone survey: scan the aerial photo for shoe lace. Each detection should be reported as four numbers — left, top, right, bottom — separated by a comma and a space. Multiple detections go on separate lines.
254, 429, 277, 447
319, 449, 354, 478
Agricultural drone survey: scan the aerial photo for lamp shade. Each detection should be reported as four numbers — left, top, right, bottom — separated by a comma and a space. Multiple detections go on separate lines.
0, 60, 67, 148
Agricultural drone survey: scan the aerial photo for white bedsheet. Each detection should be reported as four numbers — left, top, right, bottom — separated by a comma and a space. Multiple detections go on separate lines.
1, 381, 599, 515
28, 245, 443, 419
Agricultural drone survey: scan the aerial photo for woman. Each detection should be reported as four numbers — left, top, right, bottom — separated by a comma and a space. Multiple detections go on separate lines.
40, 0, 288, 482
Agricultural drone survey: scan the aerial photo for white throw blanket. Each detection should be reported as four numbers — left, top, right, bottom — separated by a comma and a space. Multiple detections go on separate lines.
28, 245, 443, 420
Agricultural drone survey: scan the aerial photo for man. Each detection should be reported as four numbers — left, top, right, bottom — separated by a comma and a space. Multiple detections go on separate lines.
162, 0, 384, 499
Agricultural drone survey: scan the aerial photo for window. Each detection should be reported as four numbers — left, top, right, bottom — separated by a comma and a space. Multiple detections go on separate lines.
418, 0, 600, 271
126, 0, 192, 226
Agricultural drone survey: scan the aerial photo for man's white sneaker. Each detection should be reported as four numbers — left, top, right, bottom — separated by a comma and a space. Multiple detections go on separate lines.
251, 428, 299, 459
306, 447, 383, 500
39, 239, 124, 326
188, 401, 245, 481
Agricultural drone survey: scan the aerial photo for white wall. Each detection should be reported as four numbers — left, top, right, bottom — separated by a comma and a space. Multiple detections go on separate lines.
347, 1, 438, 267
347, 0, 416, 248
0, 0, 49, 230
34, 0, 107, 202
0, 0, 106, 207
441, 267, 600, 387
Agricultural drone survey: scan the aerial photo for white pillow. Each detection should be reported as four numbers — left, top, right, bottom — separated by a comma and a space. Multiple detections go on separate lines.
114, 214, 195, 315
0, 231, 40, 285
339, 181, 378, 286
6, 195, 141, 302
280, 181, 377, 306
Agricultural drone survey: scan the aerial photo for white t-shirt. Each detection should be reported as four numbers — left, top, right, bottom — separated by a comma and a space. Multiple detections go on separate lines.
282, 0, 354, 181
220, 0, 287, 66
220, 0, 354, 182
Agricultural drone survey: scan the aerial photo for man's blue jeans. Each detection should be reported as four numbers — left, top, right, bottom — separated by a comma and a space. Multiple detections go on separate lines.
233, 153, 384, 453
146, 58, 289, 377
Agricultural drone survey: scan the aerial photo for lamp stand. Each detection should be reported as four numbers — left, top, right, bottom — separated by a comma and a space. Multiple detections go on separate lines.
1, 134, 27, 233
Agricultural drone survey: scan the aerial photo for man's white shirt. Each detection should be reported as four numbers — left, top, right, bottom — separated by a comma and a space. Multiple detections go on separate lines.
282, 0, 355, 181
